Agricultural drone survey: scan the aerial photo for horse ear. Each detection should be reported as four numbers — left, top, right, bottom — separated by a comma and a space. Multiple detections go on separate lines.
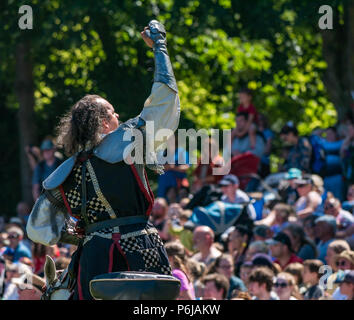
44, 255, 57, 286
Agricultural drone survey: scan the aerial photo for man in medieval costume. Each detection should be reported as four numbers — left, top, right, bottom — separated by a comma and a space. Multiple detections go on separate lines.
26, 20, 180, 300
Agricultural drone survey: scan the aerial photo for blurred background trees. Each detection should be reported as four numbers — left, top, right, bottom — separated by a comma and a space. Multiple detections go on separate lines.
0, 0, 353, 216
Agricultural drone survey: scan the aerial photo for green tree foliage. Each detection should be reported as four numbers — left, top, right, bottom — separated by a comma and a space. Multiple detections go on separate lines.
0, 0, 349, 215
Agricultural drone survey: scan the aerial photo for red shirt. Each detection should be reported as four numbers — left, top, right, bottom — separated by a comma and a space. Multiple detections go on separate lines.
237, 103, 259, 124
274, 254, 303, 270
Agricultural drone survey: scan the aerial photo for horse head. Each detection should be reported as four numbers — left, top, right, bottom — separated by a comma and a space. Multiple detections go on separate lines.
43, 255, 72, 300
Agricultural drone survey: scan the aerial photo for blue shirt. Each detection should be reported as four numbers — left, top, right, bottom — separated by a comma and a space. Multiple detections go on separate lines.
317, 239, 334, 263
3, 242, 32, 263
297, 243, 317, 260
227, 276, 247, 299
32, 157, 62, 186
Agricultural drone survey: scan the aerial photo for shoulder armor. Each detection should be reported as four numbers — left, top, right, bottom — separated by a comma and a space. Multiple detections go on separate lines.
93, 116, 145, 164
42, 155, 77, 190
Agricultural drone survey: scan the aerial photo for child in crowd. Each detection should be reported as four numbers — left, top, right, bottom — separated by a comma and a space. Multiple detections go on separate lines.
302, 259, 325, 300
232, 88, 258, 149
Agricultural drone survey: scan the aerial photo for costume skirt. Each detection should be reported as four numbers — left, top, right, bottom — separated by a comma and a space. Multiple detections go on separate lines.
71, 221, 172, 300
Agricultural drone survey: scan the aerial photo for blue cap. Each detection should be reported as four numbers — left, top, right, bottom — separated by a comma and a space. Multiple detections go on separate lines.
285, 168, 302, 180
219, 174, 239, 186
40, 140, 54, 151
338, 270, 354, 284
315, 215, 337, 232
253, 225, 270, 238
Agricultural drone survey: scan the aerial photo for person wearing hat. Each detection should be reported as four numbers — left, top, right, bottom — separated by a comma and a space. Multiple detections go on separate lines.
253, 225, 272, 241
2, 226, 32, 263
338, 270, 354, 300
267, 232, 303, 270
294, 175, 322, 219
315, 215, 337, 263
219, 174, 257, 220
278, 168, 302, 206
32, 139, 63, 201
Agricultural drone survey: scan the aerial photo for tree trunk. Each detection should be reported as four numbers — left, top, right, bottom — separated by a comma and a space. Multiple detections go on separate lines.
14, 38, 37, 206
321, 2, 354, 122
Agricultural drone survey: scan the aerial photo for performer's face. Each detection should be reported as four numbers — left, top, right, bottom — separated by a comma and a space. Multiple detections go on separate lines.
100, 99, 119, 134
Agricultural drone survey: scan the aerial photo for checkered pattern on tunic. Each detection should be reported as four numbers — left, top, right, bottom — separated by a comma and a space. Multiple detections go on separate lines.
141, 247, 160, 269
65, 163, 111, 223
119, 237, 142, 253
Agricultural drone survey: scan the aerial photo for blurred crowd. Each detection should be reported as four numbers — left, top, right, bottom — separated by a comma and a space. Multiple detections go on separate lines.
1, 88, 354, 300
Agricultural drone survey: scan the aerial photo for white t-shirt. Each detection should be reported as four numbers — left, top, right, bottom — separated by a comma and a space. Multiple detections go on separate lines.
2, 283, 19, 300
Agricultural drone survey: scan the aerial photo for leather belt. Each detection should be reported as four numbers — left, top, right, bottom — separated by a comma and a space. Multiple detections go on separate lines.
84, 216, 148, 234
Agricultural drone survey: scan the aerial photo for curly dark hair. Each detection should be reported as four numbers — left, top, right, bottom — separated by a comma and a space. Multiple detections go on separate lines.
56, 94, 112, 156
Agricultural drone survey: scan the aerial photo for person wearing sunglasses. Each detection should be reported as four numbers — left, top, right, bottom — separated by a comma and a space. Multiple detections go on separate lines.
2, 226, 31, 263
273, 272, 301, 300
334, 250, 354, 271
324, 196, 354, 231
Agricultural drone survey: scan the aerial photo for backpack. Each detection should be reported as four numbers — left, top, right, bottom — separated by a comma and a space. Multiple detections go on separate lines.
189, 201, 254, 237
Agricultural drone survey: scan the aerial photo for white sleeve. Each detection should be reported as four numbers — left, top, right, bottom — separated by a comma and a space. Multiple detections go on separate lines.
139, 82, 180, 154
247, 203, 257, 221
26, 194, 66, 246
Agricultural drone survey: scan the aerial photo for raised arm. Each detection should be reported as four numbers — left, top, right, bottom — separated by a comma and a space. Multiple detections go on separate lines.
139, 21, 180, 158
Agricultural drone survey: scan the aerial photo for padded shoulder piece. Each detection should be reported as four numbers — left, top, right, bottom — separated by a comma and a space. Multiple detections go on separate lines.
42, 155, 77, 190
93, 116, 146, 164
